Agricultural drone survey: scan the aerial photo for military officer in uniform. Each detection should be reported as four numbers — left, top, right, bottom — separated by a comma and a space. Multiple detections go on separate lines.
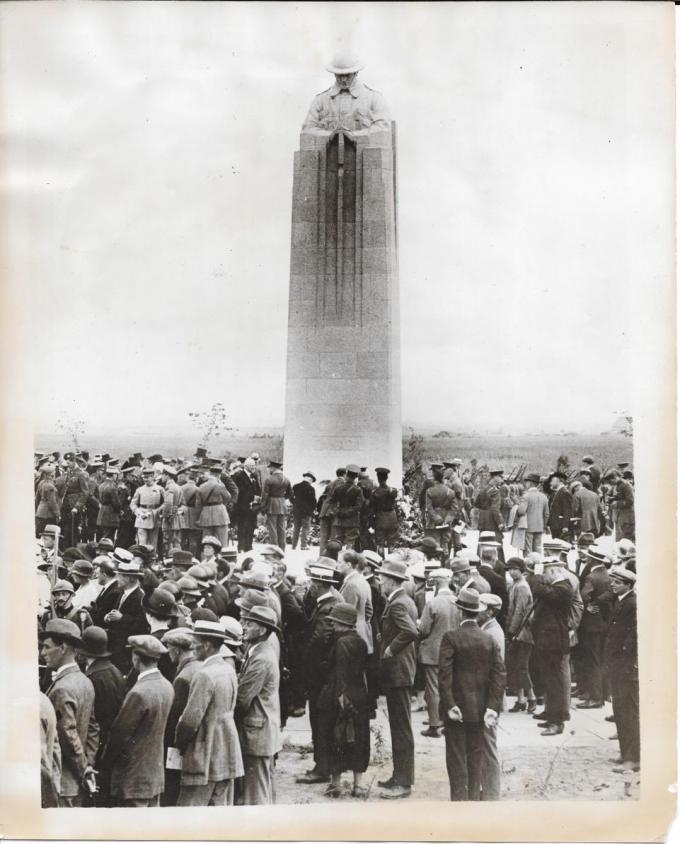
36, 464, 60, 538
161, 465, 185, 552
130, 467, 165, 549
57, 453, 90, 548
424, 465, 458, 559
97, 464, 121, 542
195, 462, 232, 548
371, 467, 400, 553
260, 461, 293, 552
330, 464, 364, 549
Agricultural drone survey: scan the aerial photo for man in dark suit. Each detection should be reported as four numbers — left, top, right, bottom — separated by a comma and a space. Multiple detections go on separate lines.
576, 553, 613, 708
75, 626, 125, 806
547, 472, 573, 540
531, 559, 573, 735
103, 552, 149, 675
605, 566, 639, 773
478, 547, 509, 630
101, 635, 174, 807
376, 558, 419, 799
90, 556, 122, 625
438, 589, 505, 801
232, 458, 261, 552
291, 472, 317, 550
296, 566, 344, 784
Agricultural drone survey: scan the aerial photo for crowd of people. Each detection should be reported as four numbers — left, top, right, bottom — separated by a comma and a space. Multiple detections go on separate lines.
35, 447, 638, 806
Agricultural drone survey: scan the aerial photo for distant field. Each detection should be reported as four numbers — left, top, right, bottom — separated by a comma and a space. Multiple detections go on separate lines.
34, 430, 633, 476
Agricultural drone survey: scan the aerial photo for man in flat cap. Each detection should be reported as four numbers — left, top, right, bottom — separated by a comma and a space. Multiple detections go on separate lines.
174, 620, 244, 805
302, 54, 390, 139
101, 635, 174, 807
40, 619, 99, 806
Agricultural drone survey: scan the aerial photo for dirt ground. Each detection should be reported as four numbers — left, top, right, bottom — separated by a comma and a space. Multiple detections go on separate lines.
276, 696, 640, 804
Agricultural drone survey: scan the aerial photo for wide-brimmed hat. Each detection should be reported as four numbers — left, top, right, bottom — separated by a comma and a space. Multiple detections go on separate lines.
585, 547, 610, 565
362, 550, 383, 569
308, 565, 337, 584
127, 634, 168, 659
116, 558, 145, 577
326, 53, 364, 74
329, 604, 358, 627
129, 544, 154, 562
418, 537, 441, 553
235, 589, 269, 613
450, 558, 471, 575
220, 617, 244, 647
241, 604, 280, 633
142, 588, 178, 618
191, 620, 228, 641
39, 618, 82, 645
171, 549, 194, 568
237, 570, 271, 590
543, 538, 571, 553
76, 626, 111, 658
478, 531, 500, 547
455, 588, 482, 613
577, 532, 596, 548
96, 538, 114, 553
40, 524, 60, 537
376, 559, 409, 581
524, 473, 541, 484
201, 535, 222, 551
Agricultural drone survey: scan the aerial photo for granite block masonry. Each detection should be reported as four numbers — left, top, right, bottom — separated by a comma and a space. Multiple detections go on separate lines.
283, 71, 402, 485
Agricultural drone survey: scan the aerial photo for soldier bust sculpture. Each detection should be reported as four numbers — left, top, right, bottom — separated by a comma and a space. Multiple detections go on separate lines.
302, 53, 391, 138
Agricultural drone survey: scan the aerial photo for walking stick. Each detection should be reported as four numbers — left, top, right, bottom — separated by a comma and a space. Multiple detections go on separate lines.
49, 525, 61, 617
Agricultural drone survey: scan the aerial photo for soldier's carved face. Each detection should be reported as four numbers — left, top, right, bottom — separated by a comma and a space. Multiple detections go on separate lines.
334, 72, 356, 90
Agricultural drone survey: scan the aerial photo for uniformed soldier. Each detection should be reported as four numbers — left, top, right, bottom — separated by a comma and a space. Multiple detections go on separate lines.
330, 464, 364, 549
97, 465, 121, 543
130, 467, 165, 549
56, 453, 90, 548
371, 467, 400, 554
161, 465, 185, 553
35, 465, 60, 538
195, 462, 233, 547
424, 465, 458, 559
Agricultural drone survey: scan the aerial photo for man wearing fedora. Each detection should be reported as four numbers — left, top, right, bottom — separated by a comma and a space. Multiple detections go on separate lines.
236, 605, 281, 804
531, 560, 573, 735
297, 565, 345, 785
291, 471, 317, 551
376, 558, 419, 799
101, 635, 174, 807
505, 557, 536, 714
303, 54, 390, 139
174, 620, 244, 806
141, 587, 180, 682
75, 626, 125, 806
523, 473, 550, 554
605, 566, 639, 774
40, 619, 99, 807
104, 551, 149, 675
438, 588, 505, 801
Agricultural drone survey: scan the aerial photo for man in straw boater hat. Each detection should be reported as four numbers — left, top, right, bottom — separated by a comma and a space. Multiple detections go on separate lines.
530, 557, 573, 736
438, 588, 505, 801
39, 619, 99, 807
375, 558, 418, 800
74, 626, 125, 806
173, 619, 244, 806
296, 564, 345, 785
100, 635, 174, 807
605, 566, 639, 775
576, 546, 614, 710
236, 605, 281, 805
418, 567, 459, 738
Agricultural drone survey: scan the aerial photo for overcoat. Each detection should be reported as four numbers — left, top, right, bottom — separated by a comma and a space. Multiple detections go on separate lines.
579, 565, 613, 634
97, 480, 121, 528
339, 570, 373, 653
418, 588, 460, 665
175, 654, 244, 784
236, 640, 281, 757
46, 664, 99, 798
85, 657, 126, 744
102, 670, 174, 799
195, 478, 231, 527
531, 576, 572, 653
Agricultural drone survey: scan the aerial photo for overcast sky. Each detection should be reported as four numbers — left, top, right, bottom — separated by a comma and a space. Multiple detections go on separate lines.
1, 2, 673, 435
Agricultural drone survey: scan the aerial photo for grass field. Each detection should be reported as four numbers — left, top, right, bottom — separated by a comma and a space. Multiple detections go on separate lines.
35, 429, 633, 477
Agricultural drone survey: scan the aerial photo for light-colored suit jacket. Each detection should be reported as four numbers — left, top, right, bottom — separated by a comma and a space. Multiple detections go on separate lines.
40, 691, 62, 801
102, 669, 173, 799
175, 654, 244, 784
524, 487, 549, 533
418, 588, 460, 665
339, 570, 374, 654
236, 640, 281, 757
46, 664, 99, 798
